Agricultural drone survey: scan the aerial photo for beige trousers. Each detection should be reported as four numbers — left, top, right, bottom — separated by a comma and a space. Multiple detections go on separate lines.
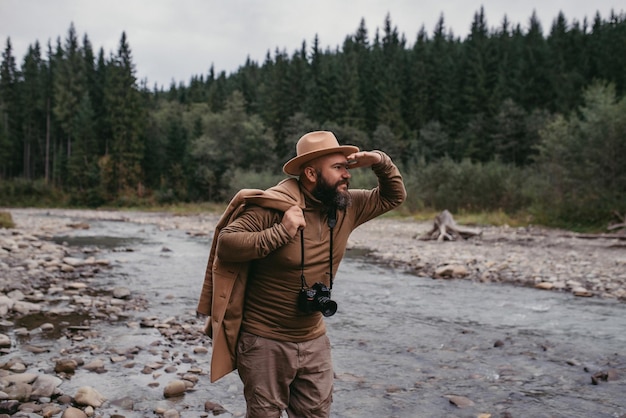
236, 332, 334, 418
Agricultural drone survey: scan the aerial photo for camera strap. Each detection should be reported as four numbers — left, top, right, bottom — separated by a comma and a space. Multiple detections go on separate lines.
299, 208, 335, 290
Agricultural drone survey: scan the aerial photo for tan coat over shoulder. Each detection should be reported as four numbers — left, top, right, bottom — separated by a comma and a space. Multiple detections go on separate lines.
196, 178, 303, 382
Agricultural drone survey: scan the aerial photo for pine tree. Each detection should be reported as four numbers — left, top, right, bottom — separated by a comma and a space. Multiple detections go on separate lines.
378, 13, 408, 138
0, 37, 21, 178
547, 12, 585, 114
102, 31, 145, 198
406, 26, 429, 133
518, 12, 552, 110
20, 42, 46, 179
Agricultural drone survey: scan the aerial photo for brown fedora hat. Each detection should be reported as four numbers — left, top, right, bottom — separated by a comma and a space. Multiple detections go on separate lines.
283, 131, 359, 176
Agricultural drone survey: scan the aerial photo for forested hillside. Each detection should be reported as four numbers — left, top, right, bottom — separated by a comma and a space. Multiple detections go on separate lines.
1, 9, 625, 228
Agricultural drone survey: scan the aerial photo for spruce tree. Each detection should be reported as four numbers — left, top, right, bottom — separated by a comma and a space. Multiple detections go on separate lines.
0, 38, 21, 178
102, 31, 145, 198
54, 23, 86, 158
20, 42, 46, 179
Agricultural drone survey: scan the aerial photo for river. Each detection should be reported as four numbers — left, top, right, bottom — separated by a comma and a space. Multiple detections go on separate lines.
13, 215, 626, 417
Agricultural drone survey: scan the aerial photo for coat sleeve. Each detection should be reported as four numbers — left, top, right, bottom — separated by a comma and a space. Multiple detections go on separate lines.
349, 151, 407, 227
216, 206, 294, 263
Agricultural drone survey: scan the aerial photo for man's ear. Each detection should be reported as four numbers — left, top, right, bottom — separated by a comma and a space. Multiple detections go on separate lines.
303, 166, 317, 182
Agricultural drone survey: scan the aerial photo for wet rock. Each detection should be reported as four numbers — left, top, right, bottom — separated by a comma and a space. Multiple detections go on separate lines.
434, 264, 469, 279
3, 373, 38, 385
61, 406, 88, 418
62, 257, 85, 267
0, 297, 13, 316
8, 362, 26, 373
83, 359, 106, 373
110, 396, 134, 410
42, 404, 62, 417
12, 300, 42, 315
205, 401, 228, 414
74, 386, 106, 407
193, 346, 208, 354
163, 409, 180, 418
54, 359, 78, 374
0, 400, 20, 415
0, 335, 10, 349
31, 374, 63, 398
591, 369, 620, 385
535, 282, 554, 290
4, 383, 32, 402
572, 286, 593, 297
444, 394, 475, 408
112, 287, 131, 299
39, 323, 55, 332
67, 222, 90, 230
163, 380, 187, 398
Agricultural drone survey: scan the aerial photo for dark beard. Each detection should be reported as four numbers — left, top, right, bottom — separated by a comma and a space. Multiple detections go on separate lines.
312, 172, 352, 210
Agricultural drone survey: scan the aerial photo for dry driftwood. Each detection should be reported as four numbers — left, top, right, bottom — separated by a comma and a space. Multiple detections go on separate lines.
608, 211, 626, 233
417, 210, 482, 241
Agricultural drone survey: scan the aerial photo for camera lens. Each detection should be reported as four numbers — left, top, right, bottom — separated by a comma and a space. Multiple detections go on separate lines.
317, 297, 337, 317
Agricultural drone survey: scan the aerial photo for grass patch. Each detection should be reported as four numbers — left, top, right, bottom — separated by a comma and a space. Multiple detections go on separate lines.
409, 209, 534, 228
0, 211, 15, 229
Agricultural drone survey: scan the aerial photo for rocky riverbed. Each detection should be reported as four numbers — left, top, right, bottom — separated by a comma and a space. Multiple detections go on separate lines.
1, 208, 625, 418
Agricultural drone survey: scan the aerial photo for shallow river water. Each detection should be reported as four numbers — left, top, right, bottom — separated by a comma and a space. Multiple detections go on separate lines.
17, 216, 626, 417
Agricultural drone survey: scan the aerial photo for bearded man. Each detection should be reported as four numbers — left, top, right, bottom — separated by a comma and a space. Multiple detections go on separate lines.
197, 130, 406, 417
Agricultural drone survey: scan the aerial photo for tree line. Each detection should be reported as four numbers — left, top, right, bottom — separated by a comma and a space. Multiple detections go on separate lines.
1, 9, 625, 228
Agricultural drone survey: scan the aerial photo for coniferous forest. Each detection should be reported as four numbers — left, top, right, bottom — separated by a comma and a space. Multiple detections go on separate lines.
1, 9, 625, 229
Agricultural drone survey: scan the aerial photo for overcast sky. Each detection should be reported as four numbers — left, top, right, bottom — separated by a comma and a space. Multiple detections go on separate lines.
1, 0, 623, 89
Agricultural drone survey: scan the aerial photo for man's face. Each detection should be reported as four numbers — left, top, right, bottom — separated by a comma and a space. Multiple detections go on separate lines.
310, 154, 352, 209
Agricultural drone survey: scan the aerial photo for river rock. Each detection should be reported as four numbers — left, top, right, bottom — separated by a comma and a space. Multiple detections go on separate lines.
40, 322, 55, 332
163, 409, 180, 418
31, 374, 63, 398
112, 287, 131, 299
163, 380, 187, 398
0, 334, 10, 348
74, 386, 106, 407
42, 404, 63, 417
54, 359, 78, 374
0, 296, 14, 316
0, 399, 20, 415
535, 282, 554, 290
6, 290, 24, 301
61, 406, 88, 418
12, 300, 41, 314
4, 382, 32, 402
193, 346, 208, 354
205, 401, 227, 414
83, 359, 106, 372
3, 373, 38, 385
62, 257, 85, 267
434, 264, 469, 278
444, 394, 475, 408
572, 286, 593, 297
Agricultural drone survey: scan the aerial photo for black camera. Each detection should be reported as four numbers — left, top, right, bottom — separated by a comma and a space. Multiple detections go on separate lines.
298, 282, 337, 317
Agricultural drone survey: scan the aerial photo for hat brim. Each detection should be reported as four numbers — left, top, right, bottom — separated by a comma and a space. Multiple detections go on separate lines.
283, 145, 359, 176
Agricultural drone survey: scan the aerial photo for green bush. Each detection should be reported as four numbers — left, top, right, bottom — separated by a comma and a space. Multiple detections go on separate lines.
0, 179, 67, 207
224, 168, 285, 199
402, 157, 530, 214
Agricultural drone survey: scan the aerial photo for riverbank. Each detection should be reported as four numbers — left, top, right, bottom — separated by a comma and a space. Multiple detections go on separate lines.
8, 208, 626, 301
1, 208, 625, 417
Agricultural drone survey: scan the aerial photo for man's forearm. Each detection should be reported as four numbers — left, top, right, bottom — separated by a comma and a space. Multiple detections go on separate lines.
372, 151, 407, 208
